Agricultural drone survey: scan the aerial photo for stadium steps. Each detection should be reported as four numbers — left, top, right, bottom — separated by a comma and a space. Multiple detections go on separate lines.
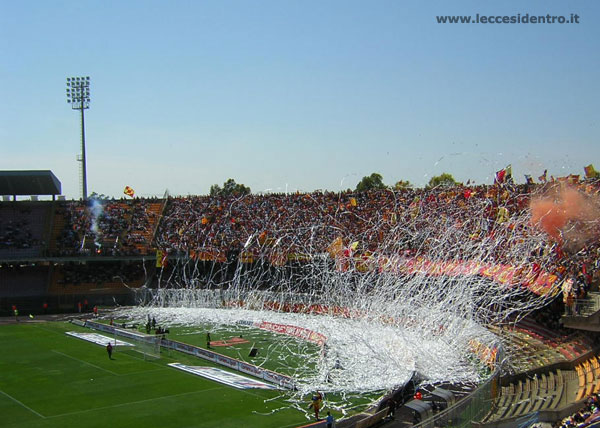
552, 369, 567, 409
48, 211, 65, 253
479, 369, 575, 426
574, 356, 600, 401
592, 357, 600, 393
498, 326, 565, 373
505, 379, 530, 419
521, 376, 539, 415
46, 267, 65, 294
130, 202, 162, 254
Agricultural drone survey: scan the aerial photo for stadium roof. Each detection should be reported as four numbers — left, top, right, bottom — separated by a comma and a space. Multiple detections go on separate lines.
0, 170, 61, 196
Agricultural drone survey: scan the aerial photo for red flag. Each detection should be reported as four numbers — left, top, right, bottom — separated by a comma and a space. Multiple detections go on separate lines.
495, 169, 506, 184
494, 165, 512, 185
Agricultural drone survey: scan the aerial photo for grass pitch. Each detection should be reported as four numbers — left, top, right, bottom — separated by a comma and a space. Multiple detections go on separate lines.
162, 324, 321, 377
0, 321, 310, 428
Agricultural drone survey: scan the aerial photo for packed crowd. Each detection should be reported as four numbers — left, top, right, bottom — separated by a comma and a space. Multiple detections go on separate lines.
54, 199, 160, 256
153, 182, 600, 293
0, 205, 45, 254
33, 180, 600, 298
156, 185, 534, 258
554, 393, 600, 427
0, 219, 38, 250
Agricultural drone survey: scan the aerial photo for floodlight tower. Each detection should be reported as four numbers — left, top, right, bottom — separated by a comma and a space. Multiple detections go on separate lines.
66, 76, 90, 200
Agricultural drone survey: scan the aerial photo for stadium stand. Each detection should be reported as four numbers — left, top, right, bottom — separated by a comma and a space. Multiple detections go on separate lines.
2, 173, 600, 427
0, 202, 52, 259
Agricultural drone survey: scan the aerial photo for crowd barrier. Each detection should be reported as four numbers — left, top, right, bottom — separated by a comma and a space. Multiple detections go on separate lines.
83, 320, 296, 390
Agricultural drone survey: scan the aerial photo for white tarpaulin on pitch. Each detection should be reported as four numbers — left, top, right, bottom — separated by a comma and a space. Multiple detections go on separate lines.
169, 363, 278, 390
66, 331, 134, 347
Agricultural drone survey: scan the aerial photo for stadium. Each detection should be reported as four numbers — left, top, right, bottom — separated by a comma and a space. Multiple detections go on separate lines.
2, 169, 600, 428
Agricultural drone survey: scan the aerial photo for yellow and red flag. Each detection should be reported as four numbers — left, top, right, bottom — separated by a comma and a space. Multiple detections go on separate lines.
124, 186, 135, 198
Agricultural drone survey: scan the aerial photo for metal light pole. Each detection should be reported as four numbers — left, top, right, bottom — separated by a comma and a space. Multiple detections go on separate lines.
66, 76, 90, 200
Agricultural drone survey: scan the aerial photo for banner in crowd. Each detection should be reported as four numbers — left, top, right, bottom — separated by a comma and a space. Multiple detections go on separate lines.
254, 320, 327, 346
188, 249, 227, 262
179, 246, 559, 297
373, 255, 559, 296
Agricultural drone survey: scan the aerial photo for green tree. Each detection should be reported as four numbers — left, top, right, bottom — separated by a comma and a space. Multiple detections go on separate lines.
394, 180, 412, 190
355, 173, 387, 192
210, 179, 251, 196
89, 191, 110, 200
427, 173, 457, 189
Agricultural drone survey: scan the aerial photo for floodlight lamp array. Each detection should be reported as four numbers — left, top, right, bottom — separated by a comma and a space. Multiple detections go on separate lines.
66, 76, 91, 109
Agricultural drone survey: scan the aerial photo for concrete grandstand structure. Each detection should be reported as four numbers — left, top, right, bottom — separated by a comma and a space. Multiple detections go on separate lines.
0, 170, 62, 201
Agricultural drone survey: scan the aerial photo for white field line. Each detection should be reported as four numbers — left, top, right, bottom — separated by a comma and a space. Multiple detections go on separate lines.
45, 386, 225, 419
121, 367, 169, 377
0, 388, 45, 418
51, 350, 119, 376
37, 323, 295, 420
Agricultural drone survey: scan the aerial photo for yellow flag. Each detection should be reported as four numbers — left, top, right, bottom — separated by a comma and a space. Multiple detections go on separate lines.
327, 237, 344, 258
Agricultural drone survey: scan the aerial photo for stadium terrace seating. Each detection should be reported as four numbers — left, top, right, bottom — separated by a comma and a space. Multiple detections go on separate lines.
50, 199, 163, 256
47, 262, 145, 295
0, 265, 48, 297
574, 357, 600, 401
480, 369, 572, 425
0, 202, 50, 259
121, 200, 163, 255
512, 320, 595, 362
478, 353, 600, 427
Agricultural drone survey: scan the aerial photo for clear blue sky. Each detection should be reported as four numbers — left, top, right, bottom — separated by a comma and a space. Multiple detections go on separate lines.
1, 0, 598, 198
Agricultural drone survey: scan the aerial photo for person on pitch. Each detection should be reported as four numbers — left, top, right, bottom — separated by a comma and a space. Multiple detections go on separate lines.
309, 392, 323, 420
326, 411, 335, 427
